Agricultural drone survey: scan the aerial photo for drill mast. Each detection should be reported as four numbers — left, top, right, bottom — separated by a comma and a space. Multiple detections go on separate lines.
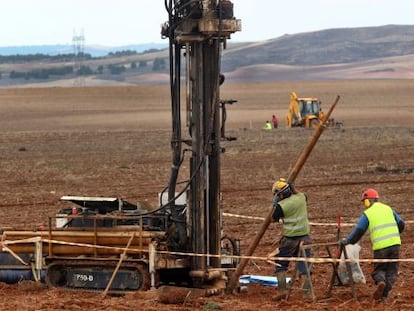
162, 0, 241, 273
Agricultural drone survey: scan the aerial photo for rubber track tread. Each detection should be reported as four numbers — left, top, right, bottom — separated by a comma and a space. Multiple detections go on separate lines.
46, 259, 150, 293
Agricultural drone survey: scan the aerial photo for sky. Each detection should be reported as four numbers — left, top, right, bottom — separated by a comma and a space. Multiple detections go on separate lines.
1, 0, 413, 47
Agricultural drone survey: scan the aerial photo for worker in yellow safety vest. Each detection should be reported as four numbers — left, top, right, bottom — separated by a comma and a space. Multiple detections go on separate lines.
263, 120, 273, 130
271, 178, 312, 301
341, 188, 405, 302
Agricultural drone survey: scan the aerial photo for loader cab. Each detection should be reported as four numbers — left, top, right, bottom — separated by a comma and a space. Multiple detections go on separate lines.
296, 97, 323, 128
298, 98, 322, 119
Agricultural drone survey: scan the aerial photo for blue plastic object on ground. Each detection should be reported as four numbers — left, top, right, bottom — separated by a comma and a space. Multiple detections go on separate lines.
239, 275, 292, 287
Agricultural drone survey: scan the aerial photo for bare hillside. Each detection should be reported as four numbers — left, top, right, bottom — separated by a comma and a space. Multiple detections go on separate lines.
223, 25, 414, 69
225, 54, 414, 82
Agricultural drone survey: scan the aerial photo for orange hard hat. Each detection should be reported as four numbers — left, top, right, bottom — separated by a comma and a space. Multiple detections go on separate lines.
361, 188, 379, 201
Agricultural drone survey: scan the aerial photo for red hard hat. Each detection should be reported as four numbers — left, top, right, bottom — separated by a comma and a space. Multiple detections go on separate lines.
361, 188, 379, 201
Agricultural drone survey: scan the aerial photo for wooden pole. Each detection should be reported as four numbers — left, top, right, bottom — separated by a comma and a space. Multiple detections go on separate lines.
102, 232, 136, 297
227, 96, 340, 293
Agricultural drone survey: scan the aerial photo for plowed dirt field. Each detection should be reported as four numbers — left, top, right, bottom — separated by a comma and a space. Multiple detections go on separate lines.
0, 80, 413, 310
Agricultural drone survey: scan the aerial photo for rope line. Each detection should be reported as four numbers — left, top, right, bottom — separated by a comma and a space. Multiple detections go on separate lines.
2, 237, 413, 265
223, 212, 414, 226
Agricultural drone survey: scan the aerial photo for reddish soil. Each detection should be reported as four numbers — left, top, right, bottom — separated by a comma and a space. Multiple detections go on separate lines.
0, 81, 413, 310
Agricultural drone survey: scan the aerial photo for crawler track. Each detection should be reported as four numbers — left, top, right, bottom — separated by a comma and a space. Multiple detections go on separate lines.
45, 259, 150, 294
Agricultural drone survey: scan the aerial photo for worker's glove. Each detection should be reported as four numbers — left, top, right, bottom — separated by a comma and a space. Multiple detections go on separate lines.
272, 196, 278, 207
340, 238, 349, 246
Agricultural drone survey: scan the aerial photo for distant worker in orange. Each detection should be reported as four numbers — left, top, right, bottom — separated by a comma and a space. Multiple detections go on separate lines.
272, 114, 279, 129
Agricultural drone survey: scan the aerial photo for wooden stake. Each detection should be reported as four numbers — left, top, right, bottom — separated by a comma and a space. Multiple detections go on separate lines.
102, 232, 136, 297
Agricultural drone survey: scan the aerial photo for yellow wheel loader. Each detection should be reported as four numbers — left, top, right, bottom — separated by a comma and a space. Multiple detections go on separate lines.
286, 91, 339, 128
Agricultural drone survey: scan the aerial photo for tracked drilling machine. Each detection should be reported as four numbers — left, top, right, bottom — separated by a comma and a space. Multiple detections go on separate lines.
0, 0, 241, 294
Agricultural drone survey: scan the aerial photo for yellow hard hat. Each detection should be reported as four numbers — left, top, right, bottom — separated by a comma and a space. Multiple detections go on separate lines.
272, 178, 288, 194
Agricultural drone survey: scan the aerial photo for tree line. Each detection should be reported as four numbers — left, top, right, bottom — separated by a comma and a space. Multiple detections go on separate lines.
0, 53, 92, 64
6, 58, 166, 80
0, 49, 167, 80
4, 58, 167, 80
0, 49, 161, 64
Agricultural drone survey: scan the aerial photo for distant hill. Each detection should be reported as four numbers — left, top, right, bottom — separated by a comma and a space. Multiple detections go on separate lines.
1, 24, 414, 86
222, 25, 414, 69
222, 24, 414, 81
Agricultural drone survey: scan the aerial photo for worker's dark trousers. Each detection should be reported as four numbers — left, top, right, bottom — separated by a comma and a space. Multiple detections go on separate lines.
275, 235, 312, 274
372, 245, 400, 298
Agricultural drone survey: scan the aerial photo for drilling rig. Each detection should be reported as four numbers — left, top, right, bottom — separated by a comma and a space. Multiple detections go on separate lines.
160, 0, 241, 288
0, 0, 241, 294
